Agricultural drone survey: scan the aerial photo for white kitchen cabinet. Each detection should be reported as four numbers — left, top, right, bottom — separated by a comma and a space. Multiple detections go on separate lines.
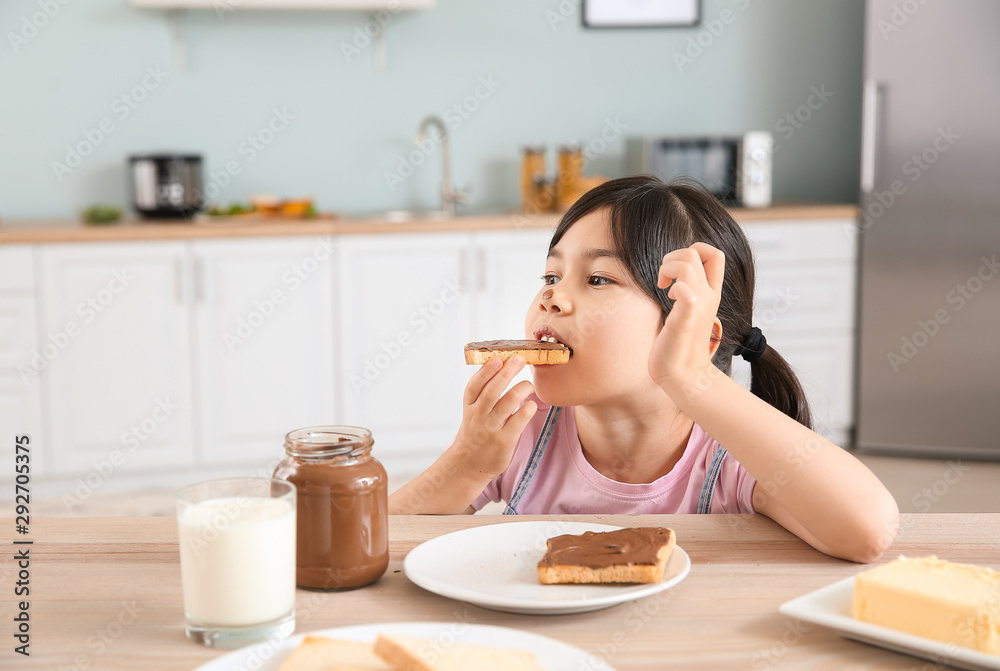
193, 237, 336, 464
336, 233, 472, 462
471, 229, 554, 339
4, 212, 857, 492
335, 228, 554, 467
0, 244, 34, 291
759, 333, 853, 446
39, 242, 195, 475
741, 218, 857, 445
472, 228, 555, 391
0, 244, 46, 481
0, 298, 44, 475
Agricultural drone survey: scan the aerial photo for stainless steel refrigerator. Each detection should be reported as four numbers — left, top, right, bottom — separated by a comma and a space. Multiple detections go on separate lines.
856, 0, 1000, 457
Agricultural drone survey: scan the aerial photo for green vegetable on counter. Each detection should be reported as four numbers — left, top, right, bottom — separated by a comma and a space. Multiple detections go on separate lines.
81, 205, 122, 225
207, 202, 252, 216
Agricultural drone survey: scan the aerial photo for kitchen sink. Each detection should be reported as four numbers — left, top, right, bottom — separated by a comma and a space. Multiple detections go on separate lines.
359, 209, 450, 223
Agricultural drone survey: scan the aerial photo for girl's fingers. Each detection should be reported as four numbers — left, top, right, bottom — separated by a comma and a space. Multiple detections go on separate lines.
658, 245, 725, 303
490, 379, 535, 426
666, 278, 695, 302
690, 242, 726, 293
666, 280, 700, 327
658, 258, 709, 295
504, 399, 538, 439
476, 356, 527, 408
463, 357, 503, 405
658, 247, 709, 287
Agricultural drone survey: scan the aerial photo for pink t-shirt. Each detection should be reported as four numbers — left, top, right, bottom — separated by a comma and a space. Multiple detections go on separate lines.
472, 395, 757, 515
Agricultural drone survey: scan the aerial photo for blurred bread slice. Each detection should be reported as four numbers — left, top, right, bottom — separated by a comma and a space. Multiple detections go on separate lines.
374, 633, 546, 671
464, 339, 569, 365
278, 635, 394, 671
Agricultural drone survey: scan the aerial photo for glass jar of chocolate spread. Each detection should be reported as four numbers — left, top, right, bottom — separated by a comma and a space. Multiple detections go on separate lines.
273, 426, 388, 590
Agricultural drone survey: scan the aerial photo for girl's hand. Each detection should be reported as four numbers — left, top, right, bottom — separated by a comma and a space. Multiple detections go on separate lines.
451, 356, 538, 481
648, 243, 726, 392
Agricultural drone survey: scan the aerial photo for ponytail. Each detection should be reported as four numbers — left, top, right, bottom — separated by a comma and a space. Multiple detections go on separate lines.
748, 346, 813, 429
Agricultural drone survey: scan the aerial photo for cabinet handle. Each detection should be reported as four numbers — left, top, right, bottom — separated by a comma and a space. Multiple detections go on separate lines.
194, 257, 204, 303
477, 248, 487, 293
860, 78, 879, 194
174, 258, 183, 303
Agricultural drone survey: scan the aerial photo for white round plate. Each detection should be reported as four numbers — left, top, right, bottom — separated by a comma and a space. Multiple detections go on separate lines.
403, 521, 690, 615
193, 621, 616, 671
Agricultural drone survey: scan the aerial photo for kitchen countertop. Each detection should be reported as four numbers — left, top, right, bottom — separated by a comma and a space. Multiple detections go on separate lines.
0, 204, 858, 244
1, 512, 993, 670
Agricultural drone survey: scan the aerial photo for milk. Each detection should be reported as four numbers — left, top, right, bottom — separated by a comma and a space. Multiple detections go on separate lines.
178, 496, 295, 627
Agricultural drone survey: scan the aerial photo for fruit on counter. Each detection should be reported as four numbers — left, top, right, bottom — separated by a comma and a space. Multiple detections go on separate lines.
250, 194, 316, 218
206, 202, 253, 217
249, 193, 282, 214
203, 197, 319, 219
279, 199, 315, 218
80, 204, 123, 225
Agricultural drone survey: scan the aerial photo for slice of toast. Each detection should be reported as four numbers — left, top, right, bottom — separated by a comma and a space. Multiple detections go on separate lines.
277, 635, 395, 671
537, 527, 676, 584
464, 339, 570, 365
374, 633, 546, 671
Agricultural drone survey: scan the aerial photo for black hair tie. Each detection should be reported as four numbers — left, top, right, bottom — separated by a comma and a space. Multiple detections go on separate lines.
736, 327, 767, 363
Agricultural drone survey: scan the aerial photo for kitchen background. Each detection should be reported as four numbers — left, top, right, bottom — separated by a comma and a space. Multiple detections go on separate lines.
2, 0, 998, 517
1, 0, 862, 217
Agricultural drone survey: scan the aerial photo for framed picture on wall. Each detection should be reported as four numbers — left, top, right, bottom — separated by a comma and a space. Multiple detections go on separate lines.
583, 0, 700, 28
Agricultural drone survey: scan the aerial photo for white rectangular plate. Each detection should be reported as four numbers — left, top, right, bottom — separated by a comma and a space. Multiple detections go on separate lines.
779, 577, 1000, 671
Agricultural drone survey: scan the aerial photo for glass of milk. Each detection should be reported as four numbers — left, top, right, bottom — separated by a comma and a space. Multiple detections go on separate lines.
177, 477, 296, 649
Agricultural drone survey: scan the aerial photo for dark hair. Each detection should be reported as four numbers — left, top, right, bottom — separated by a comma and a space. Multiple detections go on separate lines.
550, 175, 812, 428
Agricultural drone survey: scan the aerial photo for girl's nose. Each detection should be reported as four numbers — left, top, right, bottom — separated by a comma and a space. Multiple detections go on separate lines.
539, 287, 569, 313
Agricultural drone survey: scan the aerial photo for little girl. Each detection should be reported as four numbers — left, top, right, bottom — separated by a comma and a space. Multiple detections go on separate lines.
390, 176, 899, 564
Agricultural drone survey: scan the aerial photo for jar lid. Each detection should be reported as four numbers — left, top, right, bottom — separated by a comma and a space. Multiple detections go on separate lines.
284, 425, 373, 459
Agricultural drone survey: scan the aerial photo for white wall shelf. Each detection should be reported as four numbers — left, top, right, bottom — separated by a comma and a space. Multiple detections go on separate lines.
131, 0, 434, 9
131, 0, 434, 72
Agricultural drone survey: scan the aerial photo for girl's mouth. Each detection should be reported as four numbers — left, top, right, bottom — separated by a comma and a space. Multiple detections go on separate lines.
534, 327, 573, 357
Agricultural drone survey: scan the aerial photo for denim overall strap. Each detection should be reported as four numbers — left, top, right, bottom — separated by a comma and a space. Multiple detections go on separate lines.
696, 445, 730, 514
503, 406, 563, 515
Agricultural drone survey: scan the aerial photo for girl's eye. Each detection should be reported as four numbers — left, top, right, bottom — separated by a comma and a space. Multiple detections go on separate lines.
542, 274, 559, 285
588, 275, 614, 287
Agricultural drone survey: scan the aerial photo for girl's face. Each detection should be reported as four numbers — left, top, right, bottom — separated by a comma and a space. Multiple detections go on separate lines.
525, 208, 664, 407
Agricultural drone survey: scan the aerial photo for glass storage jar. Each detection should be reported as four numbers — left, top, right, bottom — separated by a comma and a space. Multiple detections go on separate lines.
273, 426, 388, 590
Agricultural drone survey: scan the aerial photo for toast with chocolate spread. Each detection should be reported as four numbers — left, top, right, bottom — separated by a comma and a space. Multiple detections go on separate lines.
464, 339, 570, 365
537, 527, 676, 584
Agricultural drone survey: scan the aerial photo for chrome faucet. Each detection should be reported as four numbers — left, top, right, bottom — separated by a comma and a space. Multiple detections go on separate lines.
416, 115, 469, 217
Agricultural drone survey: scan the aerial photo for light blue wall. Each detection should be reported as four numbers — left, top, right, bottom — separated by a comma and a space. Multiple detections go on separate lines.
0, 0, 864, 220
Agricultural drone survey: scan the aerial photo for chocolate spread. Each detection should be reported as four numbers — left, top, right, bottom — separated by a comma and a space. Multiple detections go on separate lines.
465, 339, 568, 351
537, 527, 673, 569
274, 427, 388, 591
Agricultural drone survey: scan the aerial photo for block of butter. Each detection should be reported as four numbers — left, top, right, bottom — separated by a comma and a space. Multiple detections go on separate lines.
852, 555, 1000, 655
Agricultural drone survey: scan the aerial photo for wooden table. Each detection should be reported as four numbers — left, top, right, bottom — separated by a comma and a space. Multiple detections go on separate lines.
1, 514, 997, 670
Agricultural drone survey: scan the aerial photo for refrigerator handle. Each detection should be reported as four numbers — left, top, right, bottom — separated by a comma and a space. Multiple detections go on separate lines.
861, 78, 879, 193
